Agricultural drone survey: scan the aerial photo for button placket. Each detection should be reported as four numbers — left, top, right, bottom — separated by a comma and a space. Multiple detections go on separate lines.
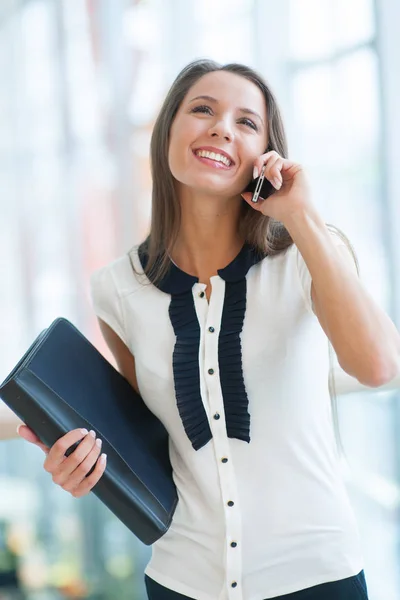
224, 499, 243, 599
202, 278, 243, 599
192, 283, 213, 418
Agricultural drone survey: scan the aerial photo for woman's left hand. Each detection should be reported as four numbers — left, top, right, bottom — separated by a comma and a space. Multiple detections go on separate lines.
241, 150, 315, 225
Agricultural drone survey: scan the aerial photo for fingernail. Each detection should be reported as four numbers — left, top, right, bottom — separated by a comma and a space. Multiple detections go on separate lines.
96, 438, 102, 447
253, 166, 259, 179
100, 453, 107, 463
273, 177, 281, 190
89, 430, 96, 438
80, 428, 88, 435
16, 425, 21, 435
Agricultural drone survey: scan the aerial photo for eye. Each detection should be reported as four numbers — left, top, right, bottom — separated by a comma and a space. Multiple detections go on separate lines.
191, 105, 213, 115
240, 117, 258, 131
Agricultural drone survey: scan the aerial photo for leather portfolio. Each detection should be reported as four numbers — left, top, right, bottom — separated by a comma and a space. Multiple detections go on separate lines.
0, 317, 178, 545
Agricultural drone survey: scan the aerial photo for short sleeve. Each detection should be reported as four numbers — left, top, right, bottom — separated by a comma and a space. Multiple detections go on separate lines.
295, 226, 359, 314
89, 264, 129, 347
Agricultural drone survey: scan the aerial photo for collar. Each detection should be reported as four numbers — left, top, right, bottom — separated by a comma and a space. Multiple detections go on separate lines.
138, 240, 266, 295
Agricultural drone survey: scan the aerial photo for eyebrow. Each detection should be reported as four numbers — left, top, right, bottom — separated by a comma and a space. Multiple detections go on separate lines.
189, 95, 264, 127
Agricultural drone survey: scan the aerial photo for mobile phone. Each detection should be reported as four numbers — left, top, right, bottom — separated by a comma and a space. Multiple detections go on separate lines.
244, 164, 275, 203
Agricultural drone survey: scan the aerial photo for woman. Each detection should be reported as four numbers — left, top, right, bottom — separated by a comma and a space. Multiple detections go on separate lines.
17, 59, 400, 599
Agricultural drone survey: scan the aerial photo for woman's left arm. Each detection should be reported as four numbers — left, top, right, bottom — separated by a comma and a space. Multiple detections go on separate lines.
242, 150, 400, 387
285, 208, 400, 387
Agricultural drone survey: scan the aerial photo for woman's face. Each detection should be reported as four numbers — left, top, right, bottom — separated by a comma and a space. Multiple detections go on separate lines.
168, 70, 268, 197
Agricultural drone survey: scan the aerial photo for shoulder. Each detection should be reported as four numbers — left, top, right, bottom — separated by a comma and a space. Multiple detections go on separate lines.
285, 224, 358, 314
89, 245, 147, 300
89, 246, 149, 349
289, 224, 358, 275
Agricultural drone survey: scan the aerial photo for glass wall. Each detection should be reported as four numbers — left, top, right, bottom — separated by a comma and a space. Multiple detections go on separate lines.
0, 1, 150, 597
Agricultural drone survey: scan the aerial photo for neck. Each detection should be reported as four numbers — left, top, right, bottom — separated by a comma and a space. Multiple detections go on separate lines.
170, 188, 245, 279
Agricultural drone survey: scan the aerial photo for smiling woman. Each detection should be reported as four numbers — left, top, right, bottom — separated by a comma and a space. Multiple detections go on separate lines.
17, 58, 380, 600
110, 59, 372, 599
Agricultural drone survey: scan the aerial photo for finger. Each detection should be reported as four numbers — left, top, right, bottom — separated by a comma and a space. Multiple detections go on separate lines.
17, 424, 50, 454
253, 150, 279, 178
43, 428, 89, 473
17, 424, 42, 443
57, 435, 103, 491
71, 453, 108, 498
50, 430, 98, 482
266, 157, 284, 190
51, 430, 96, 485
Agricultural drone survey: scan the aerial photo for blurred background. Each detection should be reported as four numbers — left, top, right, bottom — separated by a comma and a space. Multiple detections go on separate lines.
0, 0, 400, 598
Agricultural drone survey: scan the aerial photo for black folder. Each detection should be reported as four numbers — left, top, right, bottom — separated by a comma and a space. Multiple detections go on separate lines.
0, 317, 178, 545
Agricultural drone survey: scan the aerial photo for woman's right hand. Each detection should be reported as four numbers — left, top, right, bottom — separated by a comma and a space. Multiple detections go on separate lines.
17, 425, 107, 498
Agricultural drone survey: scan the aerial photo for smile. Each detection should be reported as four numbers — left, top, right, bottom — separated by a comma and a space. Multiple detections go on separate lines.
193, 149, 233, 169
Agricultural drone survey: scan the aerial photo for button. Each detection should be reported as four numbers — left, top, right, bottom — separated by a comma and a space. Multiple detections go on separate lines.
208, 326, 215, 333
227, 500, 234, 507
230, 541, 237, 548
199, 291, 205, 298
221, 457, 228, 463
208, 368, 214, 375
213, 413, 220, 420
231, 582, 237, 588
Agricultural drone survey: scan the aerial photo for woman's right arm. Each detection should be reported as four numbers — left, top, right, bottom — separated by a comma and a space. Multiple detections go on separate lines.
97, 318, 140, 394
17, 318, 139, 497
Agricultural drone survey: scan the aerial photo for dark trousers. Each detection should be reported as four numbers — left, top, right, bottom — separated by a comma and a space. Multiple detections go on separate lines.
145, 570, 369, 599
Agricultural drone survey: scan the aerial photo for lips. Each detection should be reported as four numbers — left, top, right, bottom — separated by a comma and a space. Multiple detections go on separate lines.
193, 146, 235, 166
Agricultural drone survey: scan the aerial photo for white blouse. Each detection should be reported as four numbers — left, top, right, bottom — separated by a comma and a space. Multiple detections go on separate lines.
90, 230, 364, 600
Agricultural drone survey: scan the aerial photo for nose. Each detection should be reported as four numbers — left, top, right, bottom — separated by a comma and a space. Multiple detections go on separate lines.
208, 118, 234, 142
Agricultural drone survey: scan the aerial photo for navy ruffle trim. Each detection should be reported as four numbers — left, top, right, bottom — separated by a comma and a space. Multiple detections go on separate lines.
169, 281, 250, 450
169, 291, 212, 451
219, 280, 250, 443
135, 240, 262, 451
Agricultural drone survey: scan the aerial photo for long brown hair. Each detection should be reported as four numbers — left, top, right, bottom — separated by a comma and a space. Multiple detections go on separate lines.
138, 58, 294, 286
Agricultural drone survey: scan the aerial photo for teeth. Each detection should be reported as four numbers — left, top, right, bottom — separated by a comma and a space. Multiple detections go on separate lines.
196, 150, 231, 166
